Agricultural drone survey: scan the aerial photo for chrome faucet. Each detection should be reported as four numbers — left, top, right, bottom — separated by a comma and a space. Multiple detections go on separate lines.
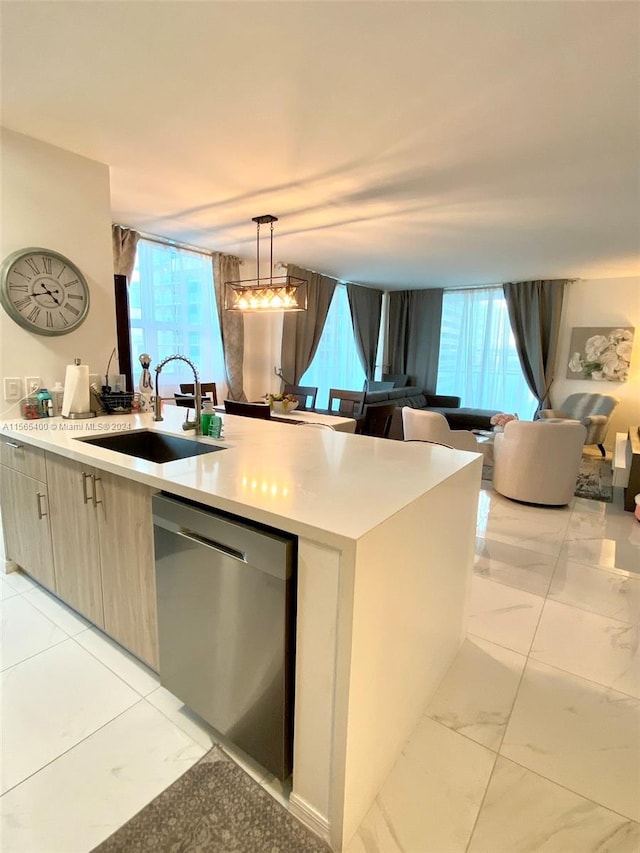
153, 354, 202, 434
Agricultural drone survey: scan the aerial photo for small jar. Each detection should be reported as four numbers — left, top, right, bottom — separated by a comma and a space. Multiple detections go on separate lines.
23, 395, 40, 419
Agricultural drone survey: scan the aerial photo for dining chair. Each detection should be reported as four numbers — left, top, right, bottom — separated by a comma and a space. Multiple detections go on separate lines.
402, 408, 479, 451
360, 403, 396, 438
181, 382, 218, 405
283, 384, 318, 410
403, 439, 454, 449
173, 393, 193, 409
328, 388, 365, 416
223, 399, 272, 419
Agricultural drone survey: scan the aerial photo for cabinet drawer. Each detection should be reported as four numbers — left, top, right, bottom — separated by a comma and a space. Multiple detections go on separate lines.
0, 438, 47, 480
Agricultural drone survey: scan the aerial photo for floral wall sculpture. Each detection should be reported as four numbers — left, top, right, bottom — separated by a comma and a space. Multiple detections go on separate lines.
566, 327, 634, 382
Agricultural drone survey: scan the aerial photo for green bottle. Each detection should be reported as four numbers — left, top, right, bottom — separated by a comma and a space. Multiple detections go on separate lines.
200, 400, 215, 435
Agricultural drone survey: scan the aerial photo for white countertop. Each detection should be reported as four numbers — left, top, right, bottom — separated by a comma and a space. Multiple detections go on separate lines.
0, 407, 481, 546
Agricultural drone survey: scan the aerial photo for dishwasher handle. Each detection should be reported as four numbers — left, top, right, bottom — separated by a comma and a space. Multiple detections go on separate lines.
175, 528, 247, 563
153, 493, 294, 580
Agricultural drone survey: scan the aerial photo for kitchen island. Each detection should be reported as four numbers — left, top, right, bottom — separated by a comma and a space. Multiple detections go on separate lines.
0, 406, 481, 851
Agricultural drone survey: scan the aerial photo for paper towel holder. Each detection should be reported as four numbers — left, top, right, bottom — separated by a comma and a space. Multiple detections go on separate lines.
62, 357, 96, 420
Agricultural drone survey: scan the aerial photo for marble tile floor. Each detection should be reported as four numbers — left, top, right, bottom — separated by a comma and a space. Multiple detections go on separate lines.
1, 482, 639, 853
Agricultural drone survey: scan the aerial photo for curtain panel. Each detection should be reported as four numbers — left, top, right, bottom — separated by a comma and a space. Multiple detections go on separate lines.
281, 264, 338, 384
388, 288, 443, 391
212, 253, 246, 401
346, 284, 383, 380
112, 225, 140, 281
502, 280, 568, 413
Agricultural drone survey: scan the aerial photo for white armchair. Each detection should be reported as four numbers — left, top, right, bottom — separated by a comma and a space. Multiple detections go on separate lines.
538, 393, 619, 457
493, 420, 587, 506
402, 408, 479, 451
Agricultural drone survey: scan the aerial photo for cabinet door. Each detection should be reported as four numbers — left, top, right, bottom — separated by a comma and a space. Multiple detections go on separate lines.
0, 438, 47, 480
96, 472, 159, 669
0, 465, 55, 590
45, 453, 104, 626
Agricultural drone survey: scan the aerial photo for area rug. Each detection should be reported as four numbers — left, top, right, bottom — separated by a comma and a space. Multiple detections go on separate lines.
574, 455, 614, 502
482, 455, 613, 503
91, 746, 329, 853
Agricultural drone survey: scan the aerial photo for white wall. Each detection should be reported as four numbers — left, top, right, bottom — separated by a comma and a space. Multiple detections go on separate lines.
0, 129, 115, 412
553, 276, 640, 448
239, 258, 286, 402
243, 310, 283, 402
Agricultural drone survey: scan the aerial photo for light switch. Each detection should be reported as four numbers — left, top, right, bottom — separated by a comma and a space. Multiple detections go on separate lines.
3, 377, 21, 402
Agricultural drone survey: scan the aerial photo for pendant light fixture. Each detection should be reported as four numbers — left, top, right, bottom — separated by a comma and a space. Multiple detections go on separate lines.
224, 215, 307, 312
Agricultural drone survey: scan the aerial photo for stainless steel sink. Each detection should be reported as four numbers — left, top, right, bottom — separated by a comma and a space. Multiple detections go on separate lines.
77, 430, 225, 464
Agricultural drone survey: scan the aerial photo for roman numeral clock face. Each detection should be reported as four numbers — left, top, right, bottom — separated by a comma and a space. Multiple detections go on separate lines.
0, 248, 90, 336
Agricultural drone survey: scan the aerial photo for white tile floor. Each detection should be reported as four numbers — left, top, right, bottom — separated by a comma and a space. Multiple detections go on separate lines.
1, 476, 639, 853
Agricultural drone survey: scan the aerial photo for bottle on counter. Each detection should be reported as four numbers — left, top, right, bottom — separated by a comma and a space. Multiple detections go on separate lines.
200, 399, 215, 435
36, 388, 53, 418
51, 382, 64, 416
208, 413, 223, 439
138, 354, 154, 412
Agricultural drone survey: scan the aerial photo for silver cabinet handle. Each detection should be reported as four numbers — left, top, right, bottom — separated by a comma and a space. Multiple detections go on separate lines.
5, 441, 21, 449
91, 474, 102, 507
81, 471, 91, 504
176, 528, 247, 563
36, 492, 47, 520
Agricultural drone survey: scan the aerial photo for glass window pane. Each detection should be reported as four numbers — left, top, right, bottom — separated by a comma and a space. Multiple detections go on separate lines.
437, 288, 537, 419
300, 285, 366, 410
129, 239, 224, 389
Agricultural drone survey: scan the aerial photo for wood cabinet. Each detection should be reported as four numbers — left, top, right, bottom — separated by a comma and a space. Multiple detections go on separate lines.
96, 471, 158, 669
44, 453, 158, 667
1, 440, 158, 669
0, 437, 48, 480
0, 438, 55, 590
45, 453, 104, 626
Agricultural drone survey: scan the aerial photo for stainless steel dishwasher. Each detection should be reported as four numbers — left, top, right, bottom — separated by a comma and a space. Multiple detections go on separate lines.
153, 492, 296, 781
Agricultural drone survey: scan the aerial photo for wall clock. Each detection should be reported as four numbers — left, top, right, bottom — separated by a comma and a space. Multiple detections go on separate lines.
0, 247, 90, 336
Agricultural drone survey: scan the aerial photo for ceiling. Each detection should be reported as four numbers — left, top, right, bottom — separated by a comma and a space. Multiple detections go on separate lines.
2, 1, 639, 289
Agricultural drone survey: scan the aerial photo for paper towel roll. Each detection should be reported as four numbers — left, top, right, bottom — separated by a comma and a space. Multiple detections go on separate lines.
62, 361, 90, 417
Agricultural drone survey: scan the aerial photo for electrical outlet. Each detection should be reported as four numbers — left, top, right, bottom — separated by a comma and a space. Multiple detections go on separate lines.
89, 373, 100, 389
24, 376, 42, 396
3, 377, 21, 402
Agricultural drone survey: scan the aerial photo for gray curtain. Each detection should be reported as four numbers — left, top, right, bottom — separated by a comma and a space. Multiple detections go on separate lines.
212, 253, 246, 401
503, 279, 568, 413
388, 289, 443, 391
281, 264, 337, 384
346, 284, 383, 380
112, 225, 140, 281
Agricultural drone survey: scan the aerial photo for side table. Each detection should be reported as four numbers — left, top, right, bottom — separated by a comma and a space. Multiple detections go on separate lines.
474, 429, 495, 466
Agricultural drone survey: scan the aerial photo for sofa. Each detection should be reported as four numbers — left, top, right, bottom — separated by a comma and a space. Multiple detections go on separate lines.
361, 387, 500, 440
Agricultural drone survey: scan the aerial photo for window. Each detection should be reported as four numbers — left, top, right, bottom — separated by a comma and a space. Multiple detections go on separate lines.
299, 285, 366, 409
437, 287, 537, 419
129, 239, 224, 389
